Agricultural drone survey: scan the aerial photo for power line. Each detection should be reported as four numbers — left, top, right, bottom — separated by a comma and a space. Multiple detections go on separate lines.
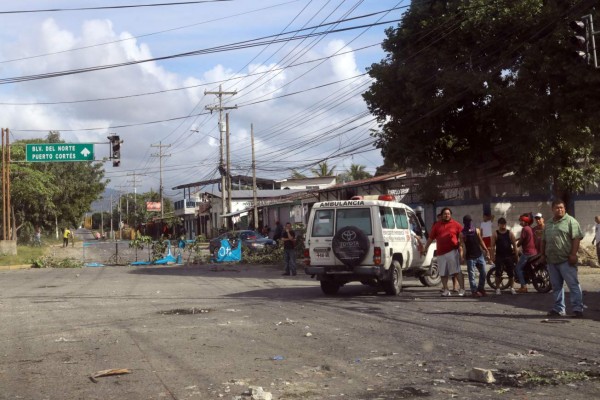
0, 1, 299, 65
0, 18, 401, 85
0, 1, 232, 15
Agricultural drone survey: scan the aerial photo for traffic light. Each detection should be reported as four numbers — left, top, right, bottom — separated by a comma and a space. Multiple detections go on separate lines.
108, 134, 121, 167
570, 18, 590, 63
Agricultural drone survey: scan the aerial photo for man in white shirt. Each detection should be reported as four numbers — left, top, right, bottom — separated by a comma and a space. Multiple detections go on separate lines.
480, 213, 493, 252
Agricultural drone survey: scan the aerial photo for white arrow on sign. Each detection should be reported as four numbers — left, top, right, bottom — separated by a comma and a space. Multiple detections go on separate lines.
81, 148, 91, 157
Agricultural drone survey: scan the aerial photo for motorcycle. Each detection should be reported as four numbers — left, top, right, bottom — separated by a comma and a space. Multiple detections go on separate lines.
486, 253, 552, 293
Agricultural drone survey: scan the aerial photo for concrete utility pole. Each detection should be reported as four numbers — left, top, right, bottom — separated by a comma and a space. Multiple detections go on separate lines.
226, 113, 232, 225
205, 84, 237, 228
151, 142, 171, 220
251, 123, 258, 228
126, 171, 142, 227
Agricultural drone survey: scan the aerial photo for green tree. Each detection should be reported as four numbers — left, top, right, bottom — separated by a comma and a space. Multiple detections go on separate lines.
310, 161, 336, 177
6, 132, 107, 239
363, 0, 600, 204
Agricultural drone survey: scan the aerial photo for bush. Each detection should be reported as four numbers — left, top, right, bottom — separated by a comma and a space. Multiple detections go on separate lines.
30, 255, 83, 268
241, 239, 305, 264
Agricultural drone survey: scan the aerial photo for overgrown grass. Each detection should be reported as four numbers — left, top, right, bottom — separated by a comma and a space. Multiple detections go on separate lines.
0, 238, 65, 267
0, 245, 46, 266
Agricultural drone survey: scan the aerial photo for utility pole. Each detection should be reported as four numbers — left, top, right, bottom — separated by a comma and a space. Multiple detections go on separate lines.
110, 192, 114, 240
251, 123, 258, 228
126, 171, 142, 227
225, 113, 232, 226
151, 142, 171, 220
1, 128, 11, 240
205, 84, 237, 228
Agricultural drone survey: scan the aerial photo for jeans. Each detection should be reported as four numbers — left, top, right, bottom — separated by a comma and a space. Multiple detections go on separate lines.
284, 247, 296, 274
466, 255, 487, 293
547, 261, 583, 314
515, 253, 534, 286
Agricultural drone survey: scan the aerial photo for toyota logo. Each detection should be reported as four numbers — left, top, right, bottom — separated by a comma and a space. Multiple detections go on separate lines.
341, 230, 357, 241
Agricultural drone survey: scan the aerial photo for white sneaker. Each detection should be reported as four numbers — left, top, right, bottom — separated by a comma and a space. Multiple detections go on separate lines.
495, 288, 501, 295
458, 289, 465, 297
441, 290, 451, 297
510, 287, 516, 295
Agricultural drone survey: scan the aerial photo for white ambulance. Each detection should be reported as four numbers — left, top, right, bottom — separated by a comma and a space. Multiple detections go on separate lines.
303, 195, 439, 295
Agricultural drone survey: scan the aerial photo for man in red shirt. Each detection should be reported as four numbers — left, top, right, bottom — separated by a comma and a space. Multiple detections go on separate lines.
423, 207, 465, 296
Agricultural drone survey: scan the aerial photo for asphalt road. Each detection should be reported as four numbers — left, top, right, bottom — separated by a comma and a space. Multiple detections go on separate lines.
1, 264, 600, 400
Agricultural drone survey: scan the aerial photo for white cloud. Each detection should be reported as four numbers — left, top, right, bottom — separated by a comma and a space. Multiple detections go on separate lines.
0, 2, 394, 194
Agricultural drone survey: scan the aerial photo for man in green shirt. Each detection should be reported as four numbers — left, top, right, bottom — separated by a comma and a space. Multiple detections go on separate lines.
540, 199, 584, 318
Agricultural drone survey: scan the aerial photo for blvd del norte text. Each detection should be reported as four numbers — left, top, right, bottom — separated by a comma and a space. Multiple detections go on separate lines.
30, 145, 78, 160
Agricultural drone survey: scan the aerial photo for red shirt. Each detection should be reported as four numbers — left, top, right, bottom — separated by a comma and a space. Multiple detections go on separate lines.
520, 225, 537, 256
430, 219, 462, 256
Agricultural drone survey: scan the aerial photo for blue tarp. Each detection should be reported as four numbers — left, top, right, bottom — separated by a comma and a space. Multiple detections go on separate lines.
213, 238, 242, 262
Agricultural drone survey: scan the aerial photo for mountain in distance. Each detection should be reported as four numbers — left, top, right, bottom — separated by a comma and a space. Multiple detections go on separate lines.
90, 188, 121, 213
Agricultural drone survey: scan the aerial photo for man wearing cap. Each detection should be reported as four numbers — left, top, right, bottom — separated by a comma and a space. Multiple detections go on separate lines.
532, 213, 545, 253
541, 199, 584, 318
423, 207, 465, 297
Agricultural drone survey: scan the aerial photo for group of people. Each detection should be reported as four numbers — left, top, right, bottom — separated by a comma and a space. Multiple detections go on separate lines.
423, 199, 585, 318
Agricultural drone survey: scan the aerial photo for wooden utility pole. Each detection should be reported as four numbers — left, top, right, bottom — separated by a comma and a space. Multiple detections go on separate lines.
151, 142, 171, 220
251, 124, 258, 228
1, 128, 11, 240
205, 84, 237, 228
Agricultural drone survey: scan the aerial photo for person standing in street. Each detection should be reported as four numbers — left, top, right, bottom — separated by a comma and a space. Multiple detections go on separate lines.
541, 200, 584, 318
533, 213, 545, 253
480, 213, 493, 251
34, 227, 42, 247
592, 215, 600, 265
273, 220, 283, 241
490, 217, 519, 295
423, 207, 465, 297
515, 214, 538, 293
62, 227, 71, 248
460, 215, 489, 297
281, 222, 297, 276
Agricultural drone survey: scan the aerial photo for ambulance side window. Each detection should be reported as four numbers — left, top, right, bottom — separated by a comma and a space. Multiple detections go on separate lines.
312, 210, 334, 237
379, 207, 395, 229
407, 211, 423, 237
394, 207, 409, 229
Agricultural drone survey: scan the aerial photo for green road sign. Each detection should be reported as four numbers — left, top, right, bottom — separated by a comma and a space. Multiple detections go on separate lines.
26, 143, 95, 162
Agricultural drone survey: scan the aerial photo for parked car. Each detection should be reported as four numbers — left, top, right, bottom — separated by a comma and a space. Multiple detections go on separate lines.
209, 230, 277, 257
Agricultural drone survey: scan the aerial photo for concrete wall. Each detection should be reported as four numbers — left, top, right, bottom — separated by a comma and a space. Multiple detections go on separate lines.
0, 240, 17, 256
575, 200, 600, 243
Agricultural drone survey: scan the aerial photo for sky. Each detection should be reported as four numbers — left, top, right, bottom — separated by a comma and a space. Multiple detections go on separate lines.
0, 0, 405, 198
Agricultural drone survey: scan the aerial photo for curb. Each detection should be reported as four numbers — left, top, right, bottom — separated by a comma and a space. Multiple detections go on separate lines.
0, 264, 31, 271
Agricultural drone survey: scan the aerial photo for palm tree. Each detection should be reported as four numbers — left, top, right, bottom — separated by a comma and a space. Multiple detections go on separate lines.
290, 170, 307, 179
346, 164, 372, 181
311, 161, 336, 177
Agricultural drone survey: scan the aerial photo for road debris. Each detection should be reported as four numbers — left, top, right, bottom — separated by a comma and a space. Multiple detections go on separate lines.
89, 368, 131, 383
233, 386, 272, 400
468, 367, 496, 383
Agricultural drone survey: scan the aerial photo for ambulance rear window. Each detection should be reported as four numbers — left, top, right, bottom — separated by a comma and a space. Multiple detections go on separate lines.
336, 208, 372, 235
312, 209, 334, 237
